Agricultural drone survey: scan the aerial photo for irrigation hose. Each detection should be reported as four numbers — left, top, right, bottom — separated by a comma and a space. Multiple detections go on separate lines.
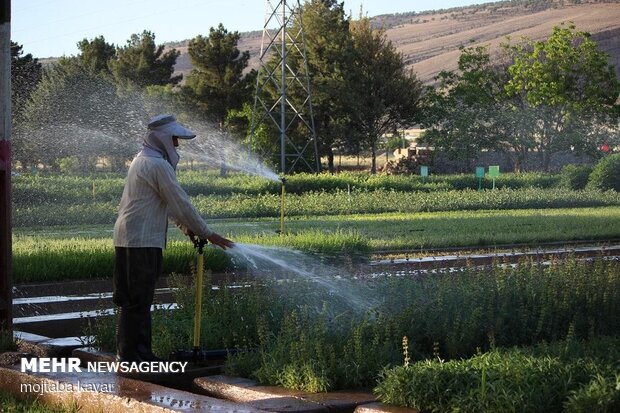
193, 241, 205, 349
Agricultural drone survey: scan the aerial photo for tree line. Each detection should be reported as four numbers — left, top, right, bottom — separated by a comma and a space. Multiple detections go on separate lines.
10, 0, 620, 174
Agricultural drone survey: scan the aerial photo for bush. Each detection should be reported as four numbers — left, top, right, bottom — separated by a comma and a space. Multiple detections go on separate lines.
375, 337, 620, 413
564, 374, 620, 413
56, 156, 81, 174
559, 164, 592, 190
224, 257, 620, 391
587, 154, 620, 192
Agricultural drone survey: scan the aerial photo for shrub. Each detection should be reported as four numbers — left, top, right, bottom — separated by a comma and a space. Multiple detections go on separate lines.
224, 257, 620, 391
587, 154, 620, 192
564, 374, 620, 413
56, 156, 81, 174
375, 337, 620, 413
559, 164, 592, 190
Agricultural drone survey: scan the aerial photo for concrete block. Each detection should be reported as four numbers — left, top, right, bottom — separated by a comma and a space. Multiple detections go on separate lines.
354, 402, 420, 413
0, 365, 263, 412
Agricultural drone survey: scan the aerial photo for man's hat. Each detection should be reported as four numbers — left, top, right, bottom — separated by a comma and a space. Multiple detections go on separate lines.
147, 114, 196, 139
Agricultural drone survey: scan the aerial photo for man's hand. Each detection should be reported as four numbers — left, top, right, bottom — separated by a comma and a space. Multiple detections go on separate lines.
206, 233, 235, 250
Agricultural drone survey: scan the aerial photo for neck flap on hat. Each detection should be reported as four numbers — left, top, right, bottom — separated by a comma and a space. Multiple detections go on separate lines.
140, 128, 180, 170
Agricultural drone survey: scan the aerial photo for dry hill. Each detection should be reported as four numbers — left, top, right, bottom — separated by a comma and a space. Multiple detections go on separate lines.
172, 0, 620, 84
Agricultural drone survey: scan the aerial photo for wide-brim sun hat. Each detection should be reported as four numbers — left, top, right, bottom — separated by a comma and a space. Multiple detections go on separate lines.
147, 114, 196, 139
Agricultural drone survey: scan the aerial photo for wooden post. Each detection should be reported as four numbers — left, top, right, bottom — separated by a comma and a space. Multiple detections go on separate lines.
0, 0, 12, 334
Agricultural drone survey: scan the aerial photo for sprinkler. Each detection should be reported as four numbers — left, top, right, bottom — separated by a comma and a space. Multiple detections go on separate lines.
169, 239, 213, 363
277, 176, 286, 235
169, 239, 242, 364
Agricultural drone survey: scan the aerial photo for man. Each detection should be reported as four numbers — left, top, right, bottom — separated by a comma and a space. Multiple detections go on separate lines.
112, 114, 233, 362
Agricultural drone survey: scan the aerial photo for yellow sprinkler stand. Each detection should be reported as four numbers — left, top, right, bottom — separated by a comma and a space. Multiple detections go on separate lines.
193, 240, 206, 349
280, 178, 286, 235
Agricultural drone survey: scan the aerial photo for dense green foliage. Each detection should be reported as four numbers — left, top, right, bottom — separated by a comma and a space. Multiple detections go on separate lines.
12, 171, 566, 205
76, 36, 116, 76
11, 42, 43, 122
89, 258, 620, 392
109, 30, 181, 89
11, 239, 228, 283
183, 24, 253, 128
12, 230, 369, 282
376, 337, 620, 413
348, 17, 423, 173
423, 24, 619, 172
13, 187, 620, 227
588, 153, 620, 192
291, 0, 356, 173
559, 164, 593, 190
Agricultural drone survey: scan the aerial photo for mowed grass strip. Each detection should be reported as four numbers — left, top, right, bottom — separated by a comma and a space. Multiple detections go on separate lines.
12, 207, 620, 282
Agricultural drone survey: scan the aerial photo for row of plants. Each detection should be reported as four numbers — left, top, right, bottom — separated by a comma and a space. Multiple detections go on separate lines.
8, 170, 537, 205
376, 337, 620, 413
12, 231, 369, 283
13, 188, 620, 227
87, 257, 620, 399
13, 207, 620, 282
12, 154, 620, 205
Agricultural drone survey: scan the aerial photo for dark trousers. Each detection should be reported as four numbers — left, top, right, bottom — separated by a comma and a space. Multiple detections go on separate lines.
113, 247, 162, 361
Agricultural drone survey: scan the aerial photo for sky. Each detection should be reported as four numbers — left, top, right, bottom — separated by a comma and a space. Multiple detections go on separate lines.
12, 0, 486, 59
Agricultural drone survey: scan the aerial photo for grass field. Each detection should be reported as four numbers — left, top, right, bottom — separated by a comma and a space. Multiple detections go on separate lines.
12, 206, 620, 282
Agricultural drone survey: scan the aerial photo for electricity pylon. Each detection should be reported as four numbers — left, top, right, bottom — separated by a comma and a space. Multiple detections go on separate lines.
250, 0, 320, 174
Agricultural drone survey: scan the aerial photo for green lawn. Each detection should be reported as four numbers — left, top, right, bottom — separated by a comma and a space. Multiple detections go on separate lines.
12, 206, 620, 282
15, 206, 620, 251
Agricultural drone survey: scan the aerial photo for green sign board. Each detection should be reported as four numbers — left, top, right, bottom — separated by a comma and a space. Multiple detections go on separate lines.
475, 166, 485, 178
489, 165, 500, 178
420, 165, 429, 177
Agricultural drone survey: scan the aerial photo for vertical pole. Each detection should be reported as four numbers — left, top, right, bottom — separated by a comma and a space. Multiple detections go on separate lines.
280, 1, 287, 173
193, 244, 204, 350
279, 180, 285, 235
0, 0, 13, 335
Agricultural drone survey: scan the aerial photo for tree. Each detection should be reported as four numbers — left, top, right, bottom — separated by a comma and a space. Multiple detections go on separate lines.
184, 24, 252, 126
289, 0, 357, 173
109, 30, 181, 89
15, 59, 142, 171
423, 25, 620, 172
226, 102, 279, 168
505, 23, 620, 170
349, 17, 423, 174
183, 23, 254, 175
11, 42, 42, 121
421, 45, 537, 171
76, 35, 116, 76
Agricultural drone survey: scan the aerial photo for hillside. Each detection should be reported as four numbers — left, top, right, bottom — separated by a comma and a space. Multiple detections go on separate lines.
171, 0, 620, 85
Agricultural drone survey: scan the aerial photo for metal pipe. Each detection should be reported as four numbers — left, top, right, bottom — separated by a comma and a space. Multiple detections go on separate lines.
192, 241, 206, 349
279, 177, 286, 235
0, 0, 13, 334
280, 1, 287, 173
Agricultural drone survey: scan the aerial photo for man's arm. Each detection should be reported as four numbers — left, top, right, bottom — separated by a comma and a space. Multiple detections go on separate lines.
154, 162, 234, 249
